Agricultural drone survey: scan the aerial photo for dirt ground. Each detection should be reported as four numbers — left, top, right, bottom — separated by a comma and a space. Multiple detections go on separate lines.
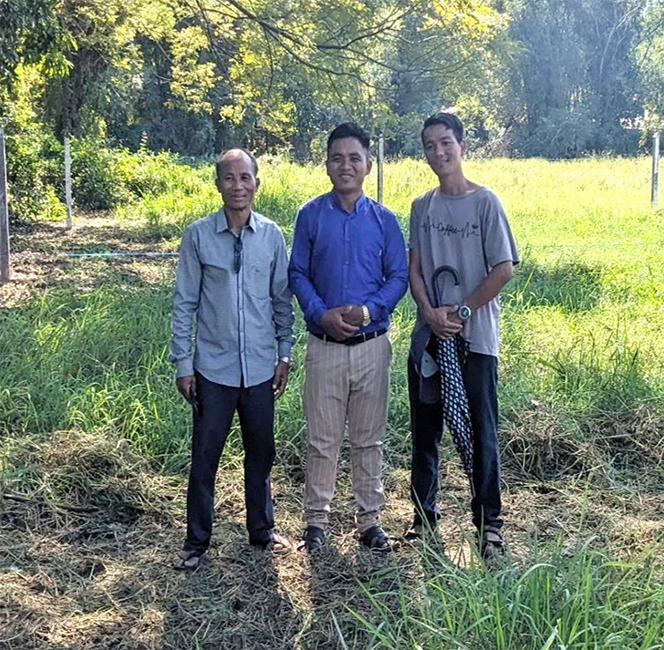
1, 217, 663, 650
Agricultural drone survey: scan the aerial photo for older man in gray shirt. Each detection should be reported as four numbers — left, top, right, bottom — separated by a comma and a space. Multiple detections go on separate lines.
170, 148, 294, 570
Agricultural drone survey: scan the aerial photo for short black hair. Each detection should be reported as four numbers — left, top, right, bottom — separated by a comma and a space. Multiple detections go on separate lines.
327, 122, 370, 154
216, 148, 258, 177
421, 113, 464, 144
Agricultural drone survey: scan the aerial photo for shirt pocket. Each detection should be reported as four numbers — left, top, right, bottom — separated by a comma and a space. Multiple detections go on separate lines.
358, 241, 383, 275
246, 262, 271, 299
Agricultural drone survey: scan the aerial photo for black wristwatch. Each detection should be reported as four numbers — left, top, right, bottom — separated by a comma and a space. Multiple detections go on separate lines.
457, 304, 472, 321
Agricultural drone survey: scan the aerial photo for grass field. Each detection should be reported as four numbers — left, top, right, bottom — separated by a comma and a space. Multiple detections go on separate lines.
1, 156, 664, 649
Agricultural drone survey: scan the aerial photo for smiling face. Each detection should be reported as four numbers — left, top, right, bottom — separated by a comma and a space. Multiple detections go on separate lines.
215, 150, 259, 212
422, 124, 466, 180
326, 136, 372, 197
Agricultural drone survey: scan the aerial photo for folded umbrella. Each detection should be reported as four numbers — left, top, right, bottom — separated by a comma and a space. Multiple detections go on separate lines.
431, 265, 475, 495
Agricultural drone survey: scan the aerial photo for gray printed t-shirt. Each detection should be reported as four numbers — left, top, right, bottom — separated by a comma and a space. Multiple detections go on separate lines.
409, 186, 519, 357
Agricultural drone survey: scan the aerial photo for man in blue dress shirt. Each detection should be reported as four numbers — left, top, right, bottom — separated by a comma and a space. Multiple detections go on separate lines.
289, 123, 408, 551
170, 149, 294, 569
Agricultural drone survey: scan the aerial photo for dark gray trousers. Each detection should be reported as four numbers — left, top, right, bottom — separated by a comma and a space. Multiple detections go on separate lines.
184, 371, 276, 552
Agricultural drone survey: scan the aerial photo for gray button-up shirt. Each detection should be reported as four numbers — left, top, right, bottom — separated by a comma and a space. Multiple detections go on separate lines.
169, 208, 294, 388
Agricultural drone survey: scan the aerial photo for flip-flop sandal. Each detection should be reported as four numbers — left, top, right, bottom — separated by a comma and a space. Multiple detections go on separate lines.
250, 533, 293, 555
359, 525, 399, 552
404, 524, 424, 541
480, 527, 506, 559
404, 521, 439, 542
264, 533, 293, 555
172, 549, 206, 571
298, 525, 326, 552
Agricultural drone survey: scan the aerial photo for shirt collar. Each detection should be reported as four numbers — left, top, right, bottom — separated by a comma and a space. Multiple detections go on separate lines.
215, 208, 257, 233
330, 191, 368, 215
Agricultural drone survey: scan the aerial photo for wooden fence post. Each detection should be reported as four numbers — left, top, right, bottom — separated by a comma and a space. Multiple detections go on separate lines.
377, 133, 385, 205
652, 131, 660, 208
0, 128, 11, 284
65, 134, 73, 229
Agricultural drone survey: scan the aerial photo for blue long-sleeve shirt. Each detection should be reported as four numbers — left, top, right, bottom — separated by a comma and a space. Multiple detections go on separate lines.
288, 192, 408, 335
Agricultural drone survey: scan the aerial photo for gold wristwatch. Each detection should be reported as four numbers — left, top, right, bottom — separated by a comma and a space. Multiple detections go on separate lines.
361, 305, 371, 328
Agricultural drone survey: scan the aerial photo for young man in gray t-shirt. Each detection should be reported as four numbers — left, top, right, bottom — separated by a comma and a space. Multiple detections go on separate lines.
408, 113, 519, 556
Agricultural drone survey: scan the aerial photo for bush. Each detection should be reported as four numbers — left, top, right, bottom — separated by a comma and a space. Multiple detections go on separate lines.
6, 130, 66, 222
4, 126, 196, 219
70, 138, 132, 210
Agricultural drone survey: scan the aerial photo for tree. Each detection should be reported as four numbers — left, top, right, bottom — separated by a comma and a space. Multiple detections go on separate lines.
502, 0, 645, 157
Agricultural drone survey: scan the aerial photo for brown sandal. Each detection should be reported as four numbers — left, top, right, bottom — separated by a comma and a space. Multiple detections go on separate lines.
172, 549, 206, 571
480, 526, 506, 559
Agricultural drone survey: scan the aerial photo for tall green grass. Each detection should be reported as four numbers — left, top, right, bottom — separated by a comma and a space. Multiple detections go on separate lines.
343, 539, 664, 650
2, 156, 663, 473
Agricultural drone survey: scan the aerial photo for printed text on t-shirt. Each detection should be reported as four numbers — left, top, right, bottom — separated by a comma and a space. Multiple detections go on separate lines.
421, 217, 480, 238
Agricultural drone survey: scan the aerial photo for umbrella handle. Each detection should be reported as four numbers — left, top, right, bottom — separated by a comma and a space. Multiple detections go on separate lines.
431, 265, 460, 308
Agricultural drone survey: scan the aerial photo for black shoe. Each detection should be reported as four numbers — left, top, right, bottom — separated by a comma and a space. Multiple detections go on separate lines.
359, 525, 399, 552
298, 525, 326, 552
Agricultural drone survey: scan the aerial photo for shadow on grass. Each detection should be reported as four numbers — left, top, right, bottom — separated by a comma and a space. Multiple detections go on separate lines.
509, 260, 603, 313
162, 539, 303, 650
0, 431, 304, 650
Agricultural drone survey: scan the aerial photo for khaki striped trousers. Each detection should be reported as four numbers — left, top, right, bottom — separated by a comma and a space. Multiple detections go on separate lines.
302, 333, 392, 533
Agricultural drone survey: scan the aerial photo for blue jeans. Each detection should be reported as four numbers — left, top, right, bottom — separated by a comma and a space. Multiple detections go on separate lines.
184, 372, 276, 552
408, 348, 503, 532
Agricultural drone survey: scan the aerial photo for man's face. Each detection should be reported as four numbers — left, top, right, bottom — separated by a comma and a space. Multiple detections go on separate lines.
216, 152, 259, 211
326, 137, 372, 195
422, 125, 465, 178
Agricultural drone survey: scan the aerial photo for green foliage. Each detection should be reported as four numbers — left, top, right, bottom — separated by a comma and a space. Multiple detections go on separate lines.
4, 114, 198, 219
69, 139, 130, 210
69, 138, 188, 211
0, 0, 67, 88
5, 130, 64, 222
636, 2, 664, 130
501, 0, 646, 157
2, 156, 664, 482
346, 539, 664, 649
3, 0, 664, 161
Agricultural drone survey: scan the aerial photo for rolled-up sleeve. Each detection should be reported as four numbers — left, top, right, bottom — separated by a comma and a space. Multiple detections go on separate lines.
271, 229, 295, 359
169, 227, 201, 378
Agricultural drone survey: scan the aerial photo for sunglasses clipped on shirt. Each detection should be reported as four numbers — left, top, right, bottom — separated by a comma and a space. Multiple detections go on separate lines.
233, 235, 243, 273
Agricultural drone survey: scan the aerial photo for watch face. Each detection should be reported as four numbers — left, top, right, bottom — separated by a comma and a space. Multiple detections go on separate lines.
458, 305, 472, 321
